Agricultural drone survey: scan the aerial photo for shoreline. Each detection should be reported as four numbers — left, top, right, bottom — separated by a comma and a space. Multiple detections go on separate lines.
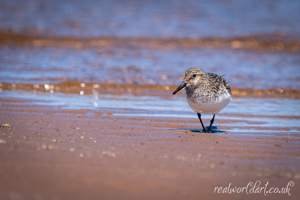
1, 30, 299, 53
1, 81, 300, 99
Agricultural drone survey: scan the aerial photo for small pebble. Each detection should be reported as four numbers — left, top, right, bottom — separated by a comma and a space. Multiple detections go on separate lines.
48, 145, 55, 150
0, 124, 11, 129
0, 139, 7, 143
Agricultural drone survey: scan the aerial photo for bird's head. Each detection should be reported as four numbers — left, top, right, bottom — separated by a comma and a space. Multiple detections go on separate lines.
173, 68, 206, 95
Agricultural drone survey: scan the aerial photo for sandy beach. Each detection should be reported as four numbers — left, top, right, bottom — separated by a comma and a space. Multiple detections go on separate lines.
1, 86, 300, 200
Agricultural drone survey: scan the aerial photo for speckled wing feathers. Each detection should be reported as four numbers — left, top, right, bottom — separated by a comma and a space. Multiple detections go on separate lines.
207, 73, 231, 95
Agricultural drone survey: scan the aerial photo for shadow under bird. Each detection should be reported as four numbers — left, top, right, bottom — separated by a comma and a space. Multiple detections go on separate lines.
173, 68, 232, 132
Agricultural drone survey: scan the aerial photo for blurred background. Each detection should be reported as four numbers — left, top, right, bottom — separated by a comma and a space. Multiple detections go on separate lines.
0, 0, 300, 89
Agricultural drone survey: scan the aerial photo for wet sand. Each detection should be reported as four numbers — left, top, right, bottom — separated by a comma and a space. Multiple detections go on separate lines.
0, 92, 299, 200
1, 30, 299, 53
1, 82, 300, 99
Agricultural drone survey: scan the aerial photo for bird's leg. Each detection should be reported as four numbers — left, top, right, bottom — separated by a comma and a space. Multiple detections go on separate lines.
207, 115, 215, 132
197, 113, 206, 132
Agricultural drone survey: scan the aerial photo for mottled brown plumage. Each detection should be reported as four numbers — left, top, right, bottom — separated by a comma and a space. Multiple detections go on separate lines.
182, 68, 231, 102
207, 72, 231, 95
183, 68, 231, 93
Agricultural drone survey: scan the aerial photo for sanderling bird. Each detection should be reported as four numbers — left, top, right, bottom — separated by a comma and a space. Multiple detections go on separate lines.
173, 68, 232, 132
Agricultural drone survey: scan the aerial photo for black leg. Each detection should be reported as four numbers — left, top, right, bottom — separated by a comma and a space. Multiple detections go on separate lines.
197, 113, 206, 132
207, 115, 215, 132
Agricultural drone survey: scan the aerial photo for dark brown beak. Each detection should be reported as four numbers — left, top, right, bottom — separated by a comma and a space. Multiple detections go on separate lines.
173, 81, 187, 95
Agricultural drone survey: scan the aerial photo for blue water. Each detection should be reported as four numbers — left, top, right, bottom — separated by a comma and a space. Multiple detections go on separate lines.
1, 0, 300, 89
1, 47, 300, 89
1, 0, 300, 38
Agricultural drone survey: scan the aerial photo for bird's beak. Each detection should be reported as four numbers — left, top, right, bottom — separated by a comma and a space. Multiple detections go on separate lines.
173, 81, 187, 95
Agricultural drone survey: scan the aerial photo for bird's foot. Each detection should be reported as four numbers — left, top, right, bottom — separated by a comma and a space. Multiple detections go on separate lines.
206, 129, 214, 133
203, 127, 215, 133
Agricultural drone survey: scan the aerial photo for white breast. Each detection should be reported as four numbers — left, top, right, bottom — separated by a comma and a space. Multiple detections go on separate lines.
185, 89, 232, 114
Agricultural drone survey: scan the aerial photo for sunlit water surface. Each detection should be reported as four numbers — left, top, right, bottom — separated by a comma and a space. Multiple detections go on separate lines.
1, 90, 299, 137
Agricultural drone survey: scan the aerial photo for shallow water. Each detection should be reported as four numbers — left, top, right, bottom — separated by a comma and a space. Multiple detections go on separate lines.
1, 0, 300, 90
1, 90, 299, 137
1, 46, 300, 89
2, 90, 300, 116
1, 0, 300, 38
1, 2, 299, 112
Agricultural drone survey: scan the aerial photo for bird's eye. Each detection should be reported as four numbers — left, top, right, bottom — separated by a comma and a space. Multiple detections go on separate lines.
192, 74, 197, 78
